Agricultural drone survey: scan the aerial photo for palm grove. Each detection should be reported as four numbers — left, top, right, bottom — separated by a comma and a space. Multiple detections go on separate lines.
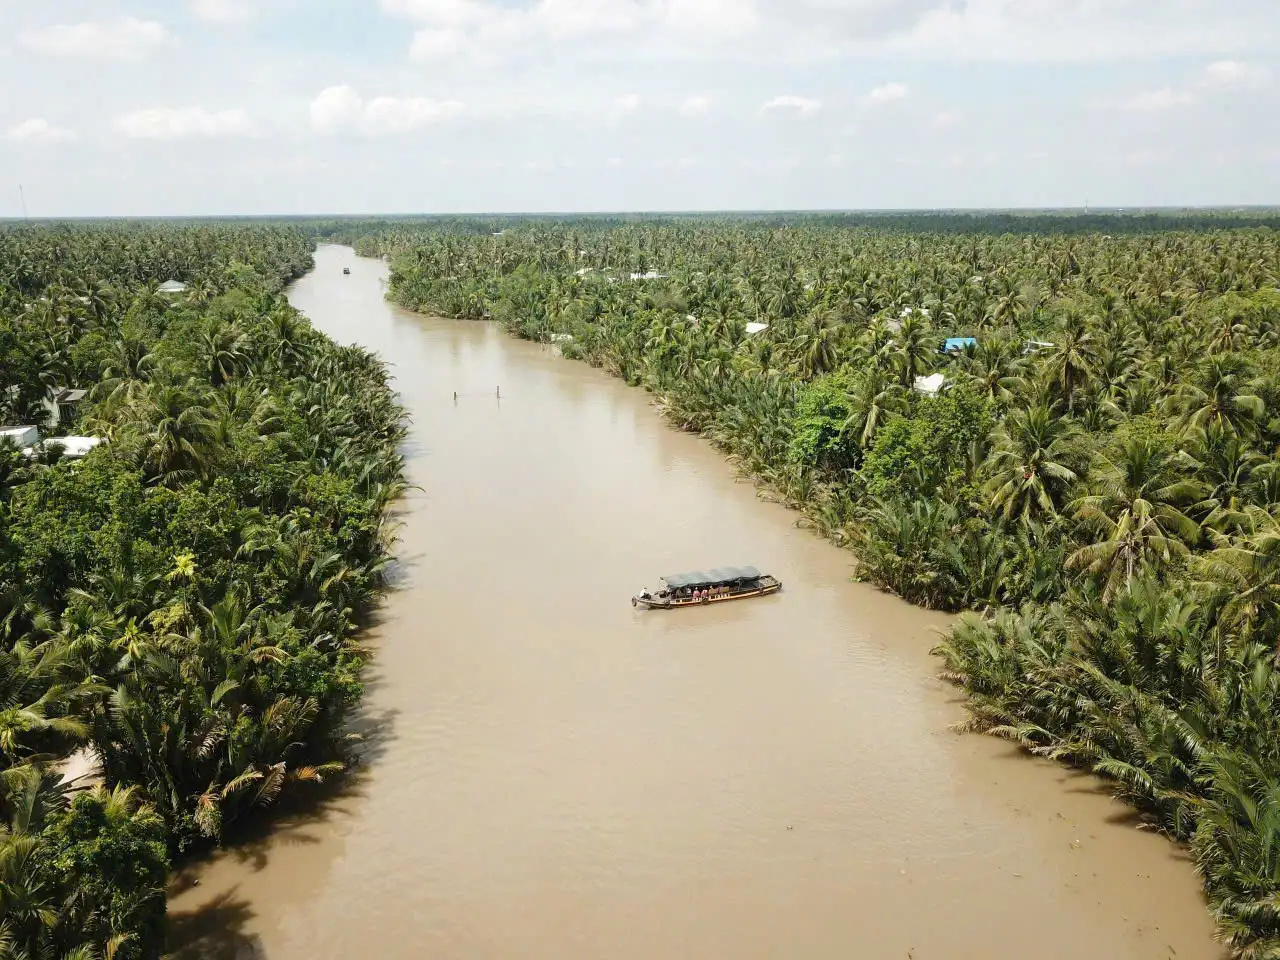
0, 223, 405, 959
348, 213, 1280, 957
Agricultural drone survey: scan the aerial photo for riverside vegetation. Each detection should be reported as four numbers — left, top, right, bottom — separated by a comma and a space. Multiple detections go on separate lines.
348, 213, 1280, 957
0, 223, 405, 959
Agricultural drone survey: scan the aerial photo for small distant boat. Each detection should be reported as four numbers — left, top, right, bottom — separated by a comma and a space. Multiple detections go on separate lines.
632, 566, 781, 609
343, 267, 351, 275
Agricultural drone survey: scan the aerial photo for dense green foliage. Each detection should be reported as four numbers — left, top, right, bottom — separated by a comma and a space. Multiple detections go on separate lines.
0, 224, 405, 958
367, 215, 1280, 955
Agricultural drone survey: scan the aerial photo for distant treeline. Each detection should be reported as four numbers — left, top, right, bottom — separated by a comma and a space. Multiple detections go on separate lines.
309, 209, 1280, 242
4, 210, 1276, 241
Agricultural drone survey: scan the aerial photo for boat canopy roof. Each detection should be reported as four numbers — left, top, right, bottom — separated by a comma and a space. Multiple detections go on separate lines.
662, 566, 762, 589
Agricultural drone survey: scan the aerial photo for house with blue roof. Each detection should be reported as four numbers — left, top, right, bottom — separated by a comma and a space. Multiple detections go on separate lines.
941, 337, 978, 355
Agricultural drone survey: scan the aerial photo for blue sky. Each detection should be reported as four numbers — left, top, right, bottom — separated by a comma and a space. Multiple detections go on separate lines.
1, 0, 1277, 216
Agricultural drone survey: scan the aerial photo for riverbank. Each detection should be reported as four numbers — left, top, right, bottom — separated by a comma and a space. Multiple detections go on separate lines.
369, 220, 1280, 955
0, 223, 398, 960
168, 245, 1218, 960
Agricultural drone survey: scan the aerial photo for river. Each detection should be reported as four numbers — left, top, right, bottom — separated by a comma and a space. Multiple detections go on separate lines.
167, 244, 1220, 959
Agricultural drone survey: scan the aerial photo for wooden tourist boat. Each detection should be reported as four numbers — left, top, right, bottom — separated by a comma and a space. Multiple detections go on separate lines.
632, 566, 781, 609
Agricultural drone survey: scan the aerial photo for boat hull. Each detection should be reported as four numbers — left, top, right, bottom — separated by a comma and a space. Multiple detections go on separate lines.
632, 577, 781, 609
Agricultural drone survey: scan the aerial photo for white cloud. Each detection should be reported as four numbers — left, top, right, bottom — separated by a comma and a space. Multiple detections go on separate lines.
762, 95, 822, 115
864, 82, 909, 106
1114, 87, 1197, 111
659, 0, 757, 37
382, 0, 495, 25
116, 107, 253, 140
364, 96, 465, 134
379, 0, 1280, 66
191, 0, 258, 24
1100, 60, 1268, 116
883, 0, 1276, 63
20, 17, 169, 59
1200, 59, 1271, 89
6, 119, 76, 144
389, 0, 794, 62
309, 86, 465, 135
310, 85, 366, 133
6, 0, 1279, 216
540, 0, 643, 38
678, 95, 712, 116
409, 27, 470, 60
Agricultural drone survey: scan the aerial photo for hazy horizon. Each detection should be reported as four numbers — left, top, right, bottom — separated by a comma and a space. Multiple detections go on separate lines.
4, 1, 1277, 217
4, 206, 1280, 224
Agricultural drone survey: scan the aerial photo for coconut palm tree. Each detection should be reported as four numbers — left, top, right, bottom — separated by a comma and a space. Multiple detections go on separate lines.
134, 385, 217, 487
199, 323, 249, 387
984, 405, 1084, 522
1171, 353, 1265, 438
1196, 506, 1280, 638
1066, 437, 1203, 601
889, 314, 937, 387
1042, 311, 1098, 412
841, 367, 906, 452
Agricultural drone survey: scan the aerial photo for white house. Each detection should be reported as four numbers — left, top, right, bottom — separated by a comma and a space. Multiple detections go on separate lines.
744, 322, 770, 335
37, 436, 103, 458
0, 426, 39, 449
42, 387, 87, 427
913, 373, 946, 396
157, 280, 188, 295
1, 425, 103, 460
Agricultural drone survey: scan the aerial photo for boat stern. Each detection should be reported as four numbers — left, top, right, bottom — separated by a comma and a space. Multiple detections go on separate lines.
632, 589, 668, 608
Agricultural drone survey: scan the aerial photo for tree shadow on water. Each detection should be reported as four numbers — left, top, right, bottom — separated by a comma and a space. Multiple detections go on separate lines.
166, 889, 264, 960
344, 704, 400, 767
168, 704, 401, 883
165, 697, 401, 953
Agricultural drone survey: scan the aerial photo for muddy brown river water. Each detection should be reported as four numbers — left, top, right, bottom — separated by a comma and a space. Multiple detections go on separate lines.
167, 245, 1221, 959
